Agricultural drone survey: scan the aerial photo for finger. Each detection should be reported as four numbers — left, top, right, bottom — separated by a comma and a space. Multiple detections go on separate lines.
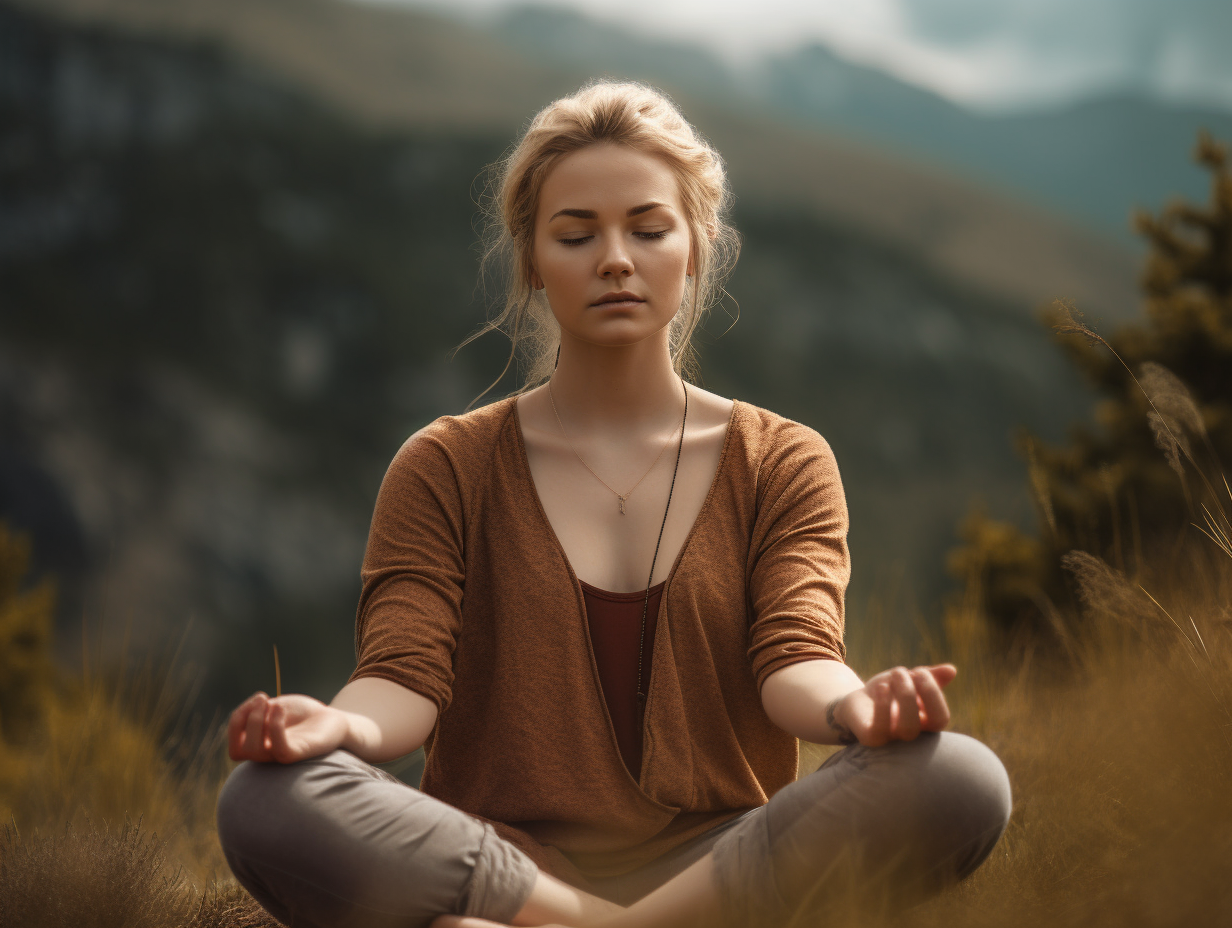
227, 703, 250, 760
244, 693, 271, 761
912, 667, 951, 731
890, 668, 920, 740
228, 692, 267, 760
268, 702, 294, 763
928, 664, 958, 688
866, 679, 893, 746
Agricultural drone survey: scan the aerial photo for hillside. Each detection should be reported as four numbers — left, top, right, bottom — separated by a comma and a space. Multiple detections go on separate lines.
1, 0, 1112, 720
11, 0, 1139, 324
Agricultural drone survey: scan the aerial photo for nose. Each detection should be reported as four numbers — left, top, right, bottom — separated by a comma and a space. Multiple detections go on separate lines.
596, 233, 634, 279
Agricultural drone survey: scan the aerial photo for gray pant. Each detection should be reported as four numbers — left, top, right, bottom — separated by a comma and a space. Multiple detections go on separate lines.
216, 731, 1011, 928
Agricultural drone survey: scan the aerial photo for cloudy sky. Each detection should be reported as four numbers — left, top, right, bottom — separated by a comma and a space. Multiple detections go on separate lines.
365, 0, 1232, 112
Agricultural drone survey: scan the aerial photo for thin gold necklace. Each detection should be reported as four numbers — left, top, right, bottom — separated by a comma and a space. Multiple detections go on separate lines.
547, 377, 687, 515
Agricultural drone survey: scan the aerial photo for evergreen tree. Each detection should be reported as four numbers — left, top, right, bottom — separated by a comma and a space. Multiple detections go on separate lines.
947, 132, 1232, 646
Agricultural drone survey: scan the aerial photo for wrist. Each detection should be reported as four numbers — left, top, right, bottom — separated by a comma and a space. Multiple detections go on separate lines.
337, 708, 378, 758
762, 659, 865, 742
825, 693, 859, 746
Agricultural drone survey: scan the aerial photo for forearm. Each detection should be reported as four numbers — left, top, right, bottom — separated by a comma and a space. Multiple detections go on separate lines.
759, 658, 865, 744
336, 708, 388, 761
330, 676, 438, 764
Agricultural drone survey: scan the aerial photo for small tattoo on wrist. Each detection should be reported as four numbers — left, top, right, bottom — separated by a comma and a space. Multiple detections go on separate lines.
825, 698, 857, 745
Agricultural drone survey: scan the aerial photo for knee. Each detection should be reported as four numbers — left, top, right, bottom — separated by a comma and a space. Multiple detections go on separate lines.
216, 760, 289, 864
930, 733, 1011, 830
908, 732, 1012, 876
855, 732, 1011, 837
216, 752, 348, 865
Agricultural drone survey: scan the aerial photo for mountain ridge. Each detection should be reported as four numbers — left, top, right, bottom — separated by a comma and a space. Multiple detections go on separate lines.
11, 0, 1140, 325
0, 0, 1129, 720
490, 4, 1232, 244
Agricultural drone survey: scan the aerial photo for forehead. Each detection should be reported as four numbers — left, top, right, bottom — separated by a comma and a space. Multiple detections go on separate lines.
538, 144, 683, 219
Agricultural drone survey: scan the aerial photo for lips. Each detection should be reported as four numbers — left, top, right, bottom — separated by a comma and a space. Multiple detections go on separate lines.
591, 291, 644, 306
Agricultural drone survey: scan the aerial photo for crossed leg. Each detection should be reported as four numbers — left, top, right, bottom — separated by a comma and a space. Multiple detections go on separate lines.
218, 733, 1010, 928
217, 749, 549, 927
441, 731, 1012, 928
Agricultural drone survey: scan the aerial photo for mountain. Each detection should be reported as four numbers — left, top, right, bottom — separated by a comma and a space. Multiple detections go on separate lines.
14, 0, 1139, 324
0, 0, 1129, 723
0, 0, 513, 711
900, 0, 1232, 112
492, 4, 1232, 245
757, 43, 1232, 243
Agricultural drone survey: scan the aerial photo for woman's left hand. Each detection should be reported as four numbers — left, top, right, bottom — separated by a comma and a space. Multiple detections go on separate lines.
828, 664, 957, 747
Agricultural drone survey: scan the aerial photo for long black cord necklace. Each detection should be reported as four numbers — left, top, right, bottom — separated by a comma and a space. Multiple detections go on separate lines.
635, 378, 688, 725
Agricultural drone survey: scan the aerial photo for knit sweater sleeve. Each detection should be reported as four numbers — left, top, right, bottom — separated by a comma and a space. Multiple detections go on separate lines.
746, 419, 850, 692
347, 422, 466, 713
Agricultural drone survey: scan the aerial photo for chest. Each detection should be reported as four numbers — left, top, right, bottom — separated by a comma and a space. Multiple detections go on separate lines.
521, 423, 729, 592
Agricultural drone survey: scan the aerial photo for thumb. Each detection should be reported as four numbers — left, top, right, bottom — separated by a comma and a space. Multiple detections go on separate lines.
928, 664, 958, 688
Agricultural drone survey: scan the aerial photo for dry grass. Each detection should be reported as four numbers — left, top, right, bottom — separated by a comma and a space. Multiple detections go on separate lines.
893, 546, 1232, 927
0, 818, 278, 928
0, 608, 282, 927
4, 459, 1231, 928
792, 449, 1232, 927
6, 547, 1231, 928
0, 627, 227, 881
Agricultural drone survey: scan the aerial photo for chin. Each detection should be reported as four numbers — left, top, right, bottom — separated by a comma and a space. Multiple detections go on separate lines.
573, 323, 671, 348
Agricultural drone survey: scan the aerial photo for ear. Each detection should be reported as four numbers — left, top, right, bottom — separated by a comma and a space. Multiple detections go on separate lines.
530, 268, 544, 291
686, 249, 695, 279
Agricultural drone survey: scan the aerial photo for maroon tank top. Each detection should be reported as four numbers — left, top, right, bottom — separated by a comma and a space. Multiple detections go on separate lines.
580, 579, 665, 780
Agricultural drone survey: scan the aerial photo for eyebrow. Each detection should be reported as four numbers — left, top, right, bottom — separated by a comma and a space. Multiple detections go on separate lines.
547, 202, 668, 222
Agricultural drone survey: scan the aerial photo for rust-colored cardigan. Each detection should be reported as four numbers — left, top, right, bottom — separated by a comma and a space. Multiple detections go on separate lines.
348, 396, 850, 888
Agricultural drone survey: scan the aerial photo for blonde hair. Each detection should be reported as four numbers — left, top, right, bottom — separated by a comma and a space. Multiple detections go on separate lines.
462, 79, 740, 403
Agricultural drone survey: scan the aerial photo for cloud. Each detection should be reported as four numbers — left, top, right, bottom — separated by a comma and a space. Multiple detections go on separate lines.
360, 0, 1232, 111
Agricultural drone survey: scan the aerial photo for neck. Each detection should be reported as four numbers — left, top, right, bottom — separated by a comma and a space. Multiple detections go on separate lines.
548, 330, 682, 432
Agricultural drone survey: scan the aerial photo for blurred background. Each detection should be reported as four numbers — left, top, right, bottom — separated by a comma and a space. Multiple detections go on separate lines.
2, 0, 1230, 729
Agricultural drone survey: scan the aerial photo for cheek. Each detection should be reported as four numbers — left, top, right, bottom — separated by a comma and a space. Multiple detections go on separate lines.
537, 244, 581, 282
666, 234, 693, 272
655, 239, 692, 281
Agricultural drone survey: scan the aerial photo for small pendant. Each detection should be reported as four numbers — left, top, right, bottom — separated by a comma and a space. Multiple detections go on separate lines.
618, 495, 626, 514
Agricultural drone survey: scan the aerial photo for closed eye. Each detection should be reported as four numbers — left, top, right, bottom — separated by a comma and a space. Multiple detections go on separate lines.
558, 230, 671, 246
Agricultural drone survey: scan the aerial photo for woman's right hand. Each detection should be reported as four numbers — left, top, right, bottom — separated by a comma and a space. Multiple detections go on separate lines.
227, 691, 350, 764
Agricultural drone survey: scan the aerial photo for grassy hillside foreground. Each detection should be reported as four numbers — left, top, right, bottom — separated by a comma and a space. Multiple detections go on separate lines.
1, 459, 1229, 927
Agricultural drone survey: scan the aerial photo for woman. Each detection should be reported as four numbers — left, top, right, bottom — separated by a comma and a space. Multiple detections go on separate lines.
216, 80, 1012, 928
